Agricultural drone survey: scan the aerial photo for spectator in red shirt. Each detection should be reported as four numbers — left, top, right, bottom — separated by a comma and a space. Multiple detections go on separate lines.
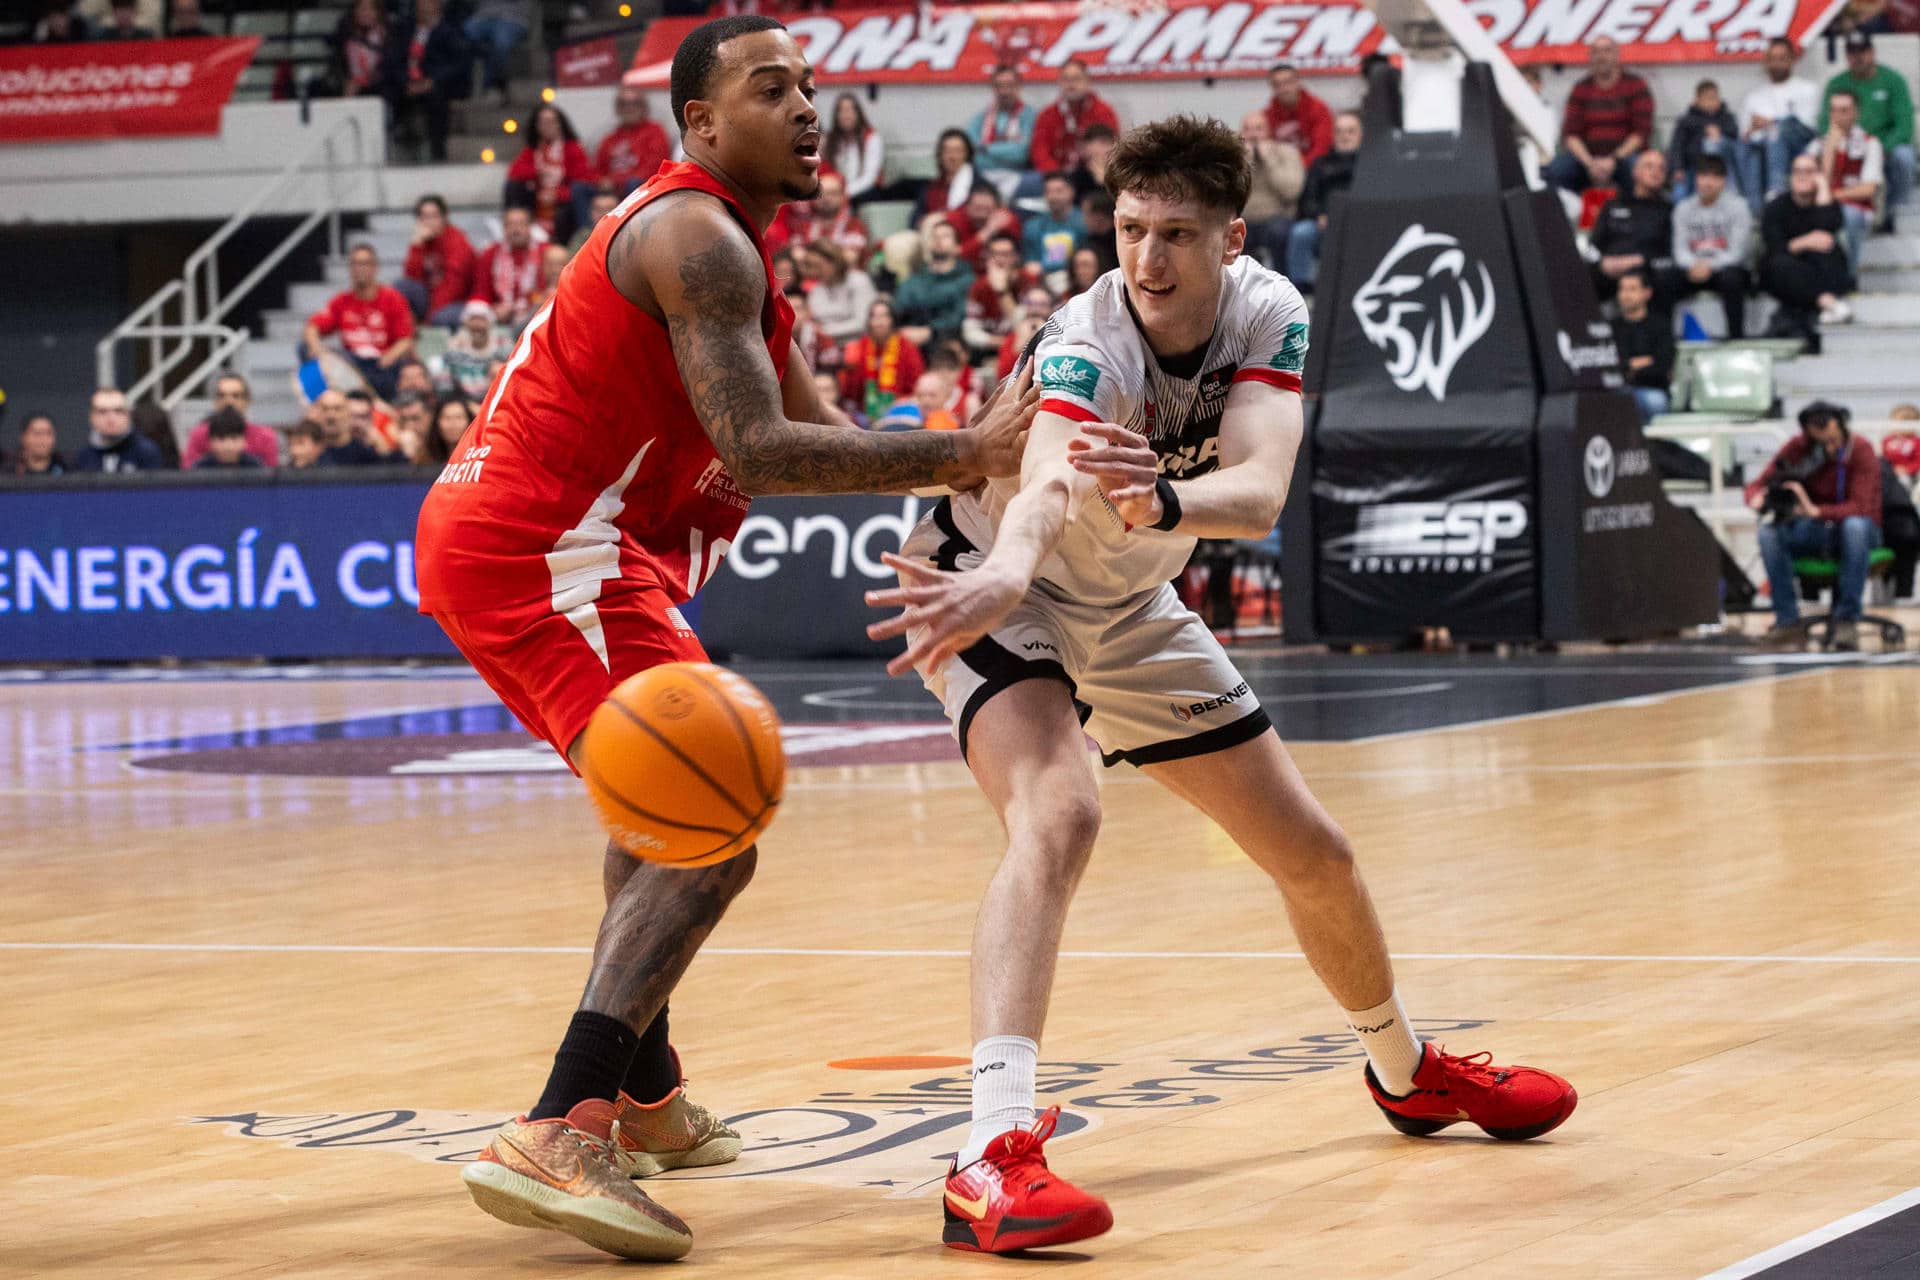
471, 206, 545, 330
839, 298, 925, 423
766, 171, 871, 262
1544, 36, 1656, 194
963, 231, 1040, 361
182, 372, 281, 468
303, 243, 416, 400
592, 86, 672, 200
1031, 58, 1122, 174
397, 194, 477, 328
1263, 63, 1333, 168
914, 129, 979, 223
505, 104, 596, 244
943, 183, 1022, 274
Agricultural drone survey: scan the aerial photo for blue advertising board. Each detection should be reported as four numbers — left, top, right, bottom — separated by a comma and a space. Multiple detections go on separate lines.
0, 474, 456, 661
0, 476, 921, 663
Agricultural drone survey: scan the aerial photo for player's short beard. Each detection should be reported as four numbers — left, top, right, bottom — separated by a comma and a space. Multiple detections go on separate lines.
779, 174, 821, 201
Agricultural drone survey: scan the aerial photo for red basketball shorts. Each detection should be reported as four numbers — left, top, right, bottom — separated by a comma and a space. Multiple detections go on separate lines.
432, 575, 707, 768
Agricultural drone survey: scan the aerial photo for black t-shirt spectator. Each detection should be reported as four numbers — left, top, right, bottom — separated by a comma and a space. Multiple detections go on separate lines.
1298, 150, 1358, 222
1761, 194, 1846, 256
1611, 311, 1675, 390
1590, 191, 1674, 264
77, 433, 167, 473
320, 440, 385, 467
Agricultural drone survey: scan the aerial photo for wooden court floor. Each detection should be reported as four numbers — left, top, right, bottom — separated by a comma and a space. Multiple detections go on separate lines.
3, 657, 1919, 1278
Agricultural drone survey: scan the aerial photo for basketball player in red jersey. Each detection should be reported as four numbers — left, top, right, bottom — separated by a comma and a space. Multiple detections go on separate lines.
413, 16, 1036, 1262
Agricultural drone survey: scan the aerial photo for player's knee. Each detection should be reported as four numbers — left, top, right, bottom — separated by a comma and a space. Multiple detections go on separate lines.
1016, 791, 1102, 864
1263, 819, 1356, 887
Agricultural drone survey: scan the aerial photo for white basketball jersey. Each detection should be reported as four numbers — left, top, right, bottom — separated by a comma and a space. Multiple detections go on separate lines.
948, 255, 1310, 605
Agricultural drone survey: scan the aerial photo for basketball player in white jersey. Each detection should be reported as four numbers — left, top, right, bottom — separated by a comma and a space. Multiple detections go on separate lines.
867, 115, 1578, 1255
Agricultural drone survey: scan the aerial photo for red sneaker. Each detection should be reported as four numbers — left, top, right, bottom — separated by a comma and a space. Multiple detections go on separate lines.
1366, 1043, 1577, 1141
942, 1108, 1113, 1253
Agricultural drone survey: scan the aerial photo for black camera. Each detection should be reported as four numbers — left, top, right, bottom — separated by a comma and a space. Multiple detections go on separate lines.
1762, 445, 1827, 523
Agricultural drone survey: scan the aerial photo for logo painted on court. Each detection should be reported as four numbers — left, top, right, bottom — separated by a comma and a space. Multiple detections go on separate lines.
1352, 225, 1496, 403
188, 1021, 1487, 1196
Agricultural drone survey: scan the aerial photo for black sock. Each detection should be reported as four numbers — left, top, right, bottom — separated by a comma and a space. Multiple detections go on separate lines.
528, 1011, 640, 1121
618, 1006, 678, 1105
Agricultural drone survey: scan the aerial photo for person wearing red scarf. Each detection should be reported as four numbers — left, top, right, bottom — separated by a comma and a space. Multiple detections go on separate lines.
766, 170, 871, 261
1262, 63, 1333, 168
470, 207, 545, 329
838, 298, 925, 423
970, 66, 1038, 173
1030, 59, 1121, 174
506, 104, 596, 244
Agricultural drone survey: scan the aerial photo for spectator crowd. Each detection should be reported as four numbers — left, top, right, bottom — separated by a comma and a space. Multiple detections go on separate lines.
1546, 31, 1915, 420
12, 9, 1917, 564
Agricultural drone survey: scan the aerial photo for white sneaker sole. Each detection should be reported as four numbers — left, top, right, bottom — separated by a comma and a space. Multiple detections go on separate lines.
461, 1161, 693, 1260
622, 1133, 744, 1179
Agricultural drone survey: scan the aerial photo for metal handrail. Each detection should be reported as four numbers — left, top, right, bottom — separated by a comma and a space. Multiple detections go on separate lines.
97, 112, 383, 413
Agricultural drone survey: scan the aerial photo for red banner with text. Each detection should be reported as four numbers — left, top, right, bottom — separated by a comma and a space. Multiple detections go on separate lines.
628, 0, 1846, 86
0, 36, 260, 144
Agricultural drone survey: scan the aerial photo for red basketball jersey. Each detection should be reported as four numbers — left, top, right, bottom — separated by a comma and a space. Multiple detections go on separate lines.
415, 160, 795, 613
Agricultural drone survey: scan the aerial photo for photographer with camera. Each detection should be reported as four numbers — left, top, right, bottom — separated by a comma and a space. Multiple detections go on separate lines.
1744, 400, 1882, 649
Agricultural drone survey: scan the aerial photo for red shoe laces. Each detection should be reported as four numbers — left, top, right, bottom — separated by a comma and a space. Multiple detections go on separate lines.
1432, 1047, 1511, 1087
994, 1107, 1061, 1189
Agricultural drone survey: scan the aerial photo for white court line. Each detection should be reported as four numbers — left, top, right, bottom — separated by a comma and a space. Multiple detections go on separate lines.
2, 750, 1911, 802
1696, 1185, 1920, 1279
1344, 666, 1838, 744
6, 941, 1920, 964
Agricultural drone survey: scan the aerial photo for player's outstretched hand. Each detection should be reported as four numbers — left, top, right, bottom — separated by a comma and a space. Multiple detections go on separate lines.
865, 552, 1024, 678
960, 359, 1039, 486
1069, 422, 1163, 528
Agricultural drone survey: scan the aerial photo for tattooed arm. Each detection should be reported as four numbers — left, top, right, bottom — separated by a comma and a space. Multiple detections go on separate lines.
608, 197, 1018, 496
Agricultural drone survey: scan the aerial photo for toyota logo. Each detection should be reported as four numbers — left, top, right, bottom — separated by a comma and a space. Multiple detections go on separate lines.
1583, 436, 1616, 499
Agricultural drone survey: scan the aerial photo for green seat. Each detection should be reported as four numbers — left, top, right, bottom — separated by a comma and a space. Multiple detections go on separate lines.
1687, 347, 1774, 418
1792, 547, 1895, 582
1784, 548, 1907, 650
1722, 337, 1808, 362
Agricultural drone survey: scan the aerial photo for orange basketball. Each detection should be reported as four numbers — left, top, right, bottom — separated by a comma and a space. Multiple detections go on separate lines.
577, 662, 786, 868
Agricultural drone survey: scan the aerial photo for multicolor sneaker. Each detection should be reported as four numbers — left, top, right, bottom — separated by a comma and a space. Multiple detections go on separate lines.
1366, 1043, 1578, 1141
611, 1082, 742, 1178
942, 1108, 1113, 1253
460, 1098, 694, 1260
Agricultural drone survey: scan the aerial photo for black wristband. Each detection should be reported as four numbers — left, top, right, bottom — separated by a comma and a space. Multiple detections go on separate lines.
1150, 476, 1182, 531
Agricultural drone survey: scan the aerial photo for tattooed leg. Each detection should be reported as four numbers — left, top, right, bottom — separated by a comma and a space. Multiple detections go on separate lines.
582, 842, 758, 1033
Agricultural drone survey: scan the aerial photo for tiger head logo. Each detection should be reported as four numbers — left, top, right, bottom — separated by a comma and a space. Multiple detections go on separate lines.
1350, 225, 1497, 403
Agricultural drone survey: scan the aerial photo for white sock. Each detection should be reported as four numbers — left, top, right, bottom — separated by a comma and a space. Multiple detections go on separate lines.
1345, 991, 1425, 1097
958, 1035, 1037, 1167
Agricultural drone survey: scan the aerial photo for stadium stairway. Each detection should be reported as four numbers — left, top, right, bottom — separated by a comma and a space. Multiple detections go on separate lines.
167, 208, 504, 433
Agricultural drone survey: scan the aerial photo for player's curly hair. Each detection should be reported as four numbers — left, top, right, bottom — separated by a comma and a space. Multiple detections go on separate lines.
1104, 115, 1251, 219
